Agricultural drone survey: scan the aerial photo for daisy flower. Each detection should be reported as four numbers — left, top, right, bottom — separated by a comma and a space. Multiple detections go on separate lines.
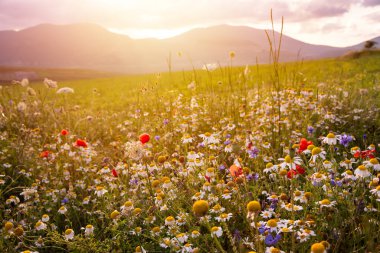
265, 246, 285, 253
364, 158, 380, 171
266, 219, 279, 233
279, 155, 302, 170
41, 214, 49, 222
58, 206, 67, 214
121, 200, 134, 212
6, 195, 20, 205
282, 203, 303, 212
215, 213, 233, 222
35, 221, 47, 231
321, 133, 337, 145
210, 226, 223, 238
264, 163, 278, 174
370, 185, 380, 198
191, 230, 201, 238
85, 224, 94, 236
341, 170, 356, 181
211, 204, 225, 214
260, 209, 275, 219
318, 199, 336, 208
164, 216, 176, 226
94, 186, 108, 197
310, 147, 326, 162
64, 229, 74, 240
354, 165, 372, 178
175, 233, 188, 243
199, 132, 220, 145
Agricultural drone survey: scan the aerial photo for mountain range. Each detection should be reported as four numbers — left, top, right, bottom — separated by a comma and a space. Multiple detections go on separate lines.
0, 23, 379, 74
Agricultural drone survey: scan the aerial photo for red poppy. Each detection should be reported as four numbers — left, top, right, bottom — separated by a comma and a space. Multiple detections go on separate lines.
229, 164, 243, 178
298, 138, 313, 153
287, 169, 297, 179
76, 139, 88, 148
112, 169, 118, 177
61, 129, 69, 136
139, 133, 150, 144
295, 165, 305, 175
40, 150, 50, 158
354, 150, 375, 159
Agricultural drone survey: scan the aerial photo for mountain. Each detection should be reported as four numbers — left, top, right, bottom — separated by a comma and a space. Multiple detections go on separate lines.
0, 23, 378, 74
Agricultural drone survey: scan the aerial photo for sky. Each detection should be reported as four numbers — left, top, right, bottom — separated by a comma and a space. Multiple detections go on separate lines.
0, 0, 379, 47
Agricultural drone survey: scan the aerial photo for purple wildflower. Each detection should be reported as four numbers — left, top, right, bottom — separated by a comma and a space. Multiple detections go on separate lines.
265, 234, 281, 246
247, 147, 259, 158
339, 134, 353, 147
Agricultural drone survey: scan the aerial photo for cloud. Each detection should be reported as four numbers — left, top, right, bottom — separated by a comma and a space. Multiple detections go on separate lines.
362, 0, 380, 6
0, 0, 378, 47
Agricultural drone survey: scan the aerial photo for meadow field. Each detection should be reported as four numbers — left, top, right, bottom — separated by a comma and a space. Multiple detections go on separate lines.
1, 53, 380, 253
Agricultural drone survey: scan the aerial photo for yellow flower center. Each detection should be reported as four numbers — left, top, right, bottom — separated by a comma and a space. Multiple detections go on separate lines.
247, 201, 261, 212
270, 248, 281, 253
192, 230, 200, 235
320, 199, 330, 205
4, 221, 13, 230
166, 216, 175, 222
65, 229, 73, 235
295, 191, 302, 196
110, 210, 120, 219
211, 226, 219, 232
86, 224, 93, 229
266, 163, 274, 168
345, 170, 353, 175
96, 186, 104, 191
370, 158, 379, 164
133, 208, 142, 215
152, 226, 160, 233
14, 226, 24, 236
124, 201, 133, 207
157, 156, 166, 163
207, 167, 215, 173
176, 233, 185, 238
36, 221, 42, 227
220, 213, 228, 219
326, 133, 335, 138
193, 200, 209, 216
204, 132, 211, 137
358, 165, 366, 171
267, 219, 278, 227
311, 242, 325, 253
312, 147, 322, 155
279, 169, 288, 176
285, 155, 292, 163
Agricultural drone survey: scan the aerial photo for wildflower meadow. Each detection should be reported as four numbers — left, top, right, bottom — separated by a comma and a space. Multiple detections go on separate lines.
1, 52, 380, 253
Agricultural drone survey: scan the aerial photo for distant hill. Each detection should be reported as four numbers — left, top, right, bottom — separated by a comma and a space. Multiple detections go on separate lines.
0, 23, 378, 73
